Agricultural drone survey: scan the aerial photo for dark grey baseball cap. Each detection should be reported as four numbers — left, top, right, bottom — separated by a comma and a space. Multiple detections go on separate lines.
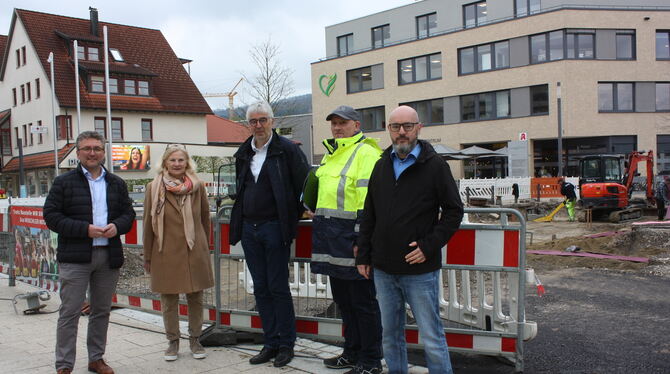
326, 105, 360, 122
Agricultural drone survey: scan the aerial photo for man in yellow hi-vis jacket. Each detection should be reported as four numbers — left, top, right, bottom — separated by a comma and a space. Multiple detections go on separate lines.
310, 105, 383, 374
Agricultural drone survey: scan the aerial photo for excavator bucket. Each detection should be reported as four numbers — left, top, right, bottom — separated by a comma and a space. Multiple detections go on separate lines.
533, 202, 565, 222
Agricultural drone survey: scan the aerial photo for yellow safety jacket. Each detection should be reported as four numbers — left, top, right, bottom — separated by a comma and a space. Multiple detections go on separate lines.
311, 132, 382, 279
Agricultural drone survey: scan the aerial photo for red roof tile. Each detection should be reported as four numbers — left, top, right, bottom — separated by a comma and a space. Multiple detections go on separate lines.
0, 35, 7, 63
12, 9, 211, 114
206, 114, 250, 144
3, 143, 75, 172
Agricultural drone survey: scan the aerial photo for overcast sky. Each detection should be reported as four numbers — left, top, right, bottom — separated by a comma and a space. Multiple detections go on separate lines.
1, 0, 412, 110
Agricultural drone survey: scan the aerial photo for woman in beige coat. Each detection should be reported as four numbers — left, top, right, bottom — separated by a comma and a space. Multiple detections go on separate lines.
143, 144, 214, 361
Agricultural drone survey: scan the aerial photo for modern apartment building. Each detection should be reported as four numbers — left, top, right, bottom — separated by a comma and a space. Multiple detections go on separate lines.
311, 0, 670, 178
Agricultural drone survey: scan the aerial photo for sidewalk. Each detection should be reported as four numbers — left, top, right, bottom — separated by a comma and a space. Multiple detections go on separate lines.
0, 276, 428, 373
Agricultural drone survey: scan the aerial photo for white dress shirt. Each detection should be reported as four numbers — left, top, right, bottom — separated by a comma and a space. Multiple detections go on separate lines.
250, 133, 273, 182
82, 166, 109, 246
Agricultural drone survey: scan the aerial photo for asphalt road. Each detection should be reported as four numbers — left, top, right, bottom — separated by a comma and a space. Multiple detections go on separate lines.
447, 268, 670, 373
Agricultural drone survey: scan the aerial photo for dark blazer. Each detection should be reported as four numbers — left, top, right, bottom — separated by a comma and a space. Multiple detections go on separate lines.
43, 164, 136, 269
229, 130, 309, 245
356, 140, 464, 275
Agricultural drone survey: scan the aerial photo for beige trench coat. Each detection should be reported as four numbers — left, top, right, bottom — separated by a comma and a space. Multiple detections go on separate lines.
143, 182, 214, 294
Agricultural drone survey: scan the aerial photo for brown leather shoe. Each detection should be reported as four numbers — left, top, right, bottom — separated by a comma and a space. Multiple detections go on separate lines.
57, 369, 72, 374
88, 359, 114, 374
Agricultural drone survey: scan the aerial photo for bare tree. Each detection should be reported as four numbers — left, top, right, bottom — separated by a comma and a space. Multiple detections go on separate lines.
243, 37, 295, 115
192, 155, 234, 182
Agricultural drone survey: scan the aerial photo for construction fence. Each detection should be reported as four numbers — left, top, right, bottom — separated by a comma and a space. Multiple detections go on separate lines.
0, 200, 537, 372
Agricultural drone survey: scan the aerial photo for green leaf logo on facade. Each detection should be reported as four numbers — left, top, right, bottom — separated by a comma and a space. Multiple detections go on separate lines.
319, 74, 337, 97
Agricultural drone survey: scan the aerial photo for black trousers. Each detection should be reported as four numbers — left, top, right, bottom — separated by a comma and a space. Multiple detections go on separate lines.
658, 200, 666, 220
330, 277, 383, 368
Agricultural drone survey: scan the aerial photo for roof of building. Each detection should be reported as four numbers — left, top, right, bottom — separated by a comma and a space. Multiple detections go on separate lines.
206, 114, 250, 144
0, 108, 10, 124
1, 9, 211, 115
0, 35, 7, 61
2, 143, 75, 172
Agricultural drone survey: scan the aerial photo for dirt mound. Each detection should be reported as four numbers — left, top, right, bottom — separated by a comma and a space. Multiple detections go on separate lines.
527, 228, 670, 272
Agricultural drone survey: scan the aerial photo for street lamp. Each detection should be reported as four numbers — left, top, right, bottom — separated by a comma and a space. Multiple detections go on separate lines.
557, 82, 563, 177
47, 52, 59, 177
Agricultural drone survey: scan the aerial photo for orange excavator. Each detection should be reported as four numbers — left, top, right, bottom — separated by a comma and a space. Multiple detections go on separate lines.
578, 150, 655, 222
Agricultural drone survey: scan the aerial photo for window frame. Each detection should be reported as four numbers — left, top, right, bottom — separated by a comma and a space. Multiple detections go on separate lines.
91, 76, 105, 93
15, 49, 20, 68
12, 88, 17, 107
26, 82, 31, 101
35, 78, 40, 98
56, 115, 73, 140
459, 40, 509, 75
460, 89, 511, 122
141, 119, 153, 141
615, 30, 636, 60
416, 13, 437, 39
566, 29, 595, 60
398, 52, 442, 85
337, 33, 354, 57
598, 82, 635, 113
22, 125, 27, 147
77, 44, 102, 61
655, 30, 669, 60
37, 120, 43, 144
463, 1, 487, 29
400, 98, 444, 126
14, 127, 18, 149
111, 117, 124, 141
28, 122, 33, 146
94, 117, 106, 138
371, 24, 390, 49
656, 82, 670, 112
530, 84, 549, 115
347, 65, 375, 94
20, 84, 25, 103
358, 106, 386, 132
515, 0, 541, 18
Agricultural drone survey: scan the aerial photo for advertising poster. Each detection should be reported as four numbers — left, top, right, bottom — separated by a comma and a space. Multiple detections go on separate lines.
10, 206, 58, 282
113, 144, 151, 171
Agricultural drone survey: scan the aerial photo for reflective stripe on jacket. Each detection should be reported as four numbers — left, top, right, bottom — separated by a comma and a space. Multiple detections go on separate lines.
311, 132, 382, 280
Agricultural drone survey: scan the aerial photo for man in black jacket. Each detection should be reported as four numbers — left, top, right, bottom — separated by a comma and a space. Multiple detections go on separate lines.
44, 131, 135, 374
229, 101, 309, 367
357, 106, 463, 374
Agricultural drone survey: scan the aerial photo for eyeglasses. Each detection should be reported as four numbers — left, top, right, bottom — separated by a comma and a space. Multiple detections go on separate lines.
388, 122, 419, 132
78, 146, 105, 153
248, 117, 269, 126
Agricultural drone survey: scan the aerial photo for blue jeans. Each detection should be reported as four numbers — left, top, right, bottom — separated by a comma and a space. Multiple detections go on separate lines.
374, 269, 453, 374
242, 221, 296, 349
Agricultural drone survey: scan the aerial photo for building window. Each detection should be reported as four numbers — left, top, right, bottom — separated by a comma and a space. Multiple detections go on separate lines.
28, 123, 33, 146
88, 47, 99, 61
548, 31, 564, 61
657, 83, 670, 111
655, 31, 669, 60
21, 46, 26, 65
463, 1, 486, 29
515, 0, 540, 17
566, 30, 594, 59
21, 85, 25, 103
358, 106, 386, 132
14, 127, 18, 148
37, 120, 43, 144
399, 53, 441, 84
22, 125, 27, 146
141, 119, 153, 141
416, 13, 437, 39
598, 82, 634, 112
124, 80, 136, 95
26, 82, 31, 101
337, 34, 353, 57
91, 76, 105, 93
94, 117, 106, 137
110, 48, 124, 62
530, 85, 549, 115
56, 115, 73, 140
531, 30, 568, 64
372, 24, 390, 48
347, 64, 383, 93
1, 128, 11, 155
615, 31, 635, 60
16, 49, 20, 68
401, 99, 444, 125
77, 46, 86, 60
461, 90, 510, 121
138, 81, 149, 96
12, 88, 17, 106
112, 118, 123, 140
109, 78, 118, 94
35, 78, 40, 98
530, 34, 547, 63
459, 41, 508, 74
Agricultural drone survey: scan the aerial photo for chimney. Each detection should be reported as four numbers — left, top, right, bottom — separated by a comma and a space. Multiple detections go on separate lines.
89, 7, 99, 36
